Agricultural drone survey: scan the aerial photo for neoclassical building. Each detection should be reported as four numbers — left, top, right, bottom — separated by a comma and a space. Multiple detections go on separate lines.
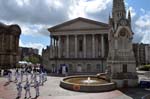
0, 23, 21, 69
46, 18, 109, 74
44, 0, 138, 82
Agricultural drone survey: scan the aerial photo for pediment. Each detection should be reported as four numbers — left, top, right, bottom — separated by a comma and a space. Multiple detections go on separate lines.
48, 17, 108, 32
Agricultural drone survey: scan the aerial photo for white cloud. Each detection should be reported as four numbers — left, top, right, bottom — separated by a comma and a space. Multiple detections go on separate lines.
128, 7, 136, 18
20, 24, 50, 36
1, 0, 150, 49
19, 40, 45, 55
135, 14, 150, 28
135, 11, 150, 44
140, 8, 146, 14
69, 0, 112, 21
15, 0, 30, 7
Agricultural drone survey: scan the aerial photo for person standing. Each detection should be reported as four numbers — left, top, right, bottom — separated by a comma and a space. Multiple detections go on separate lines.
34, 80, 40, 97
43, 70, 47, 82
16, 82, 22, 99
25, 71, 29, 82
14, 69, 19, 83
7, 70, 12, 82
30, 71, 34, 84
33, 70, 37, 84
20, 69, 24, 83
39, 72, 43, 85
24, 81, 31, 99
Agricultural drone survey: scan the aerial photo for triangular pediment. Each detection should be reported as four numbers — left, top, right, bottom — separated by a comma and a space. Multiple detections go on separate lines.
48, 17, 108, 32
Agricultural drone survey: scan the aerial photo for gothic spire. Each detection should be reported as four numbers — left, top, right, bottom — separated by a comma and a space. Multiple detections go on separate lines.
112, 0, 126, 21
128, 10, 131, 21
128, 10, 131, 27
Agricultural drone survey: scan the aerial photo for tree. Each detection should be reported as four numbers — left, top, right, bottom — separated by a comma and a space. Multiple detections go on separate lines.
23, 56, 30, 62
23, 55, 40, 64
29, 56, 40, 64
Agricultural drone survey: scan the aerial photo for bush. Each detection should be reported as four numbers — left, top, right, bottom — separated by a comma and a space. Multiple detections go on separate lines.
139, 65, 150, 71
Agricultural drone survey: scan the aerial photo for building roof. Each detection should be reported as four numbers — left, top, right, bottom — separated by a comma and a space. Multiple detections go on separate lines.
48, 17, 109, 32
0, 22, 21, 35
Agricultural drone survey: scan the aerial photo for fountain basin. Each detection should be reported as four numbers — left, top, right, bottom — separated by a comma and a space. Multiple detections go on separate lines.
60, 75, 116, 92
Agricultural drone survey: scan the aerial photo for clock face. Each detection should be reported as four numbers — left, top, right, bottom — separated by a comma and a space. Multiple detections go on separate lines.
120, 32, 126, 37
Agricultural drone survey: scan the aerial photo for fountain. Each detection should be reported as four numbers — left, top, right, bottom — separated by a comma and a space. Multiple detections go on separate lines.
60, 74, 116, 92
82, 77, 98, 84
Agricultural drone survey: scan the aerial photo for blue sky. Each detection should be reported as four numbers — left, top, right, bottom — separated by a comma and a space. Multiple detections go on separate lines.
127, 0, 150, 11
0, 0, 150, 54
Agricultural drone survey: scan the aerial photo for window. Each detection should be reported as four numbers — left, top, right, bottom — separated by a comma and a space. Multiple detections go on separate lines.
87, 64, 91, 72
77, 64, 82, 72
79, 40, 83, 52
69, 64, 73, 72
96, 64, 100, 72
51, 64, 56, 73
96, 64, 103, 72
123, 64, 127, 73
52, 64, 55, 68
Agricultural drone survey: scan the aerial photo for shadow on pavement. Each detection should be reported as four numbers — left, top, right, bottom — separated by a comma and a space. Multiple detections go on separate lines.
3, 81, 11, 86
119, 87, 150, 99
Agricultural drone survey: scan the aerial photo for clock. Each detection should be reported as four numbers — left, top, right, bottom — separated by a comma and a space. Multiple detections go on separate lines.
120, 32, 126, 37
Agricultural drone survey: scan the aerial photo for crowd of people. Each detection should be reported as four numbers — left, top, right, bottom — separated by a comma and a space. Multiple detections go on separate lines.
1, 65, 47, 99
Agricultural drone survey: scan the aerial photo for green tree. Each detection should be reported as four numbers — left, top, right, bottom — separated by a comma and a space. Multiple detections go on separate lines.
29, 56, 40, 64
23, 56, 30, 62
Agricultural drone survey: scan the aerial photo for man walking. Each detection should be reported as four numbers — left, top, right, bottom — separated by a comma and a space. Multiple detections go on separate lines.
20, 70, 24, 83
34, 80, 40, 97
24, 81, 31, 99
16, 82, 22, 99
14, 69, 19, 83
7, 70, 12, 82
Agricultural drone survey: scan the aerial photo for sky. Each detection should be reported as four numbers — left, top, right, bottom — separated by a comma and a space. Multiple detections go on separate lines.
0, 0, 150, 55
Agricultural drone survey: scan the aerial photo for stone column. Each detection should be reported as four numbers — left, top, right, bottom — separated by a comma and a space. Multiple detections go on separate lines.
58, 36, 61, 58
50, 36, 52, 58
95, 35, 98, 58
9, 35, 12, 50
101, 35, 105, 57
66, 35, 69, 58
75, 35, 77, 58
56, 37, 59, 58
53, 37, 56, 58
83, 35, 86, 58
2, 34, 4, 51
16, 36, 19, 52
92, 34, 95, 58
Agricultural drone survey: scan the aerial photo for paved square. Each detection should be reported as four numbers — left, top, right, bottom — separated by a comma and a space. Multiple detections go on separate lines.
0, 75, 149, 99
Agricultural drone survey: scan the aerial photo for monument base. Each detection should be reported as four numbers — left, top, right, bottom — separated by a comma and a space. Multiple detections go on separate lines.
111, 72, 138, 88
112, 79, 138, 88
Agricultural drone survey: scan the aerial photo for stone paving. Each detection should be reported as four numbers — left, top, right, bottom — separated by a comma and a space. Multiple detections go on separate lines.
0, 73, 149, 99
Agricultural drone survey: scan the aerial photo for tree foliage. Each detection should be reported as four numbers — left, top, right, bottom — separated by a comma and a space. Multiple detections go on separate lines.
23, 55, 40, 64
